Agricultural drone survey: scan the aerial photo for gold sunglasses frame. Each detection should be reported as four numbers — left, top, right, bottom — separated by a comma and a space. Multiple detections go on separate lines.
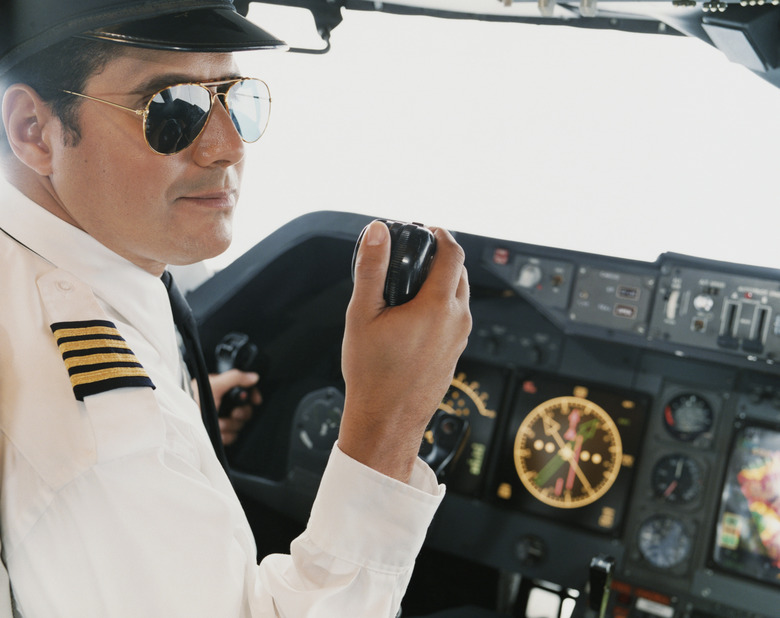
61, 78, 271, 156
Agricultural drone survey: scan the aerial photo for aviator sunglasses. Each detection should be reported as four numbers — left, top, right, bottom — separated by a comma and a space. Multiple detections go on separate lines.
61, 78, 271, 155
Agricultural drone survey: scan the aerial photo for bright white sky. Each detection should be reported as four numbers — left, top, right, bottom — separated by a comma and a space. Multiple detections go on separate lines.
208, 3, 780, 272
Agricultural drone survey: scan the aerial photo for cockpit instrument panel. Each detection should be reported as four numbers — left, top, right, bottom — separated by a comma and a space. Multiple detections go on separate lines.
649, 263, 780, 363
191, 212, 780, 618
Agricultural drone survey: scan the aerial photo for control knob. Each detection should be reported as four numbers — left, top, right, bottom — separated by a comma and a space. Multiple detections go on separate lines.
517, 264, 543, 288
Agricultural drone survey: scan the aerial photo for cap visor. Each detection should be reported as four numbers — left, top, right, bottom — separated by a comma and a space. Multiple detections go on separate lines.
81, 8, 287, 52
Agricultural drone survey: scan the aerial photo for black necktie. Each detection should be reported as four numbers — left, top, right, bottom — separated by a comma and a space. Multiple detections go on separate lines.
161, 270, 229, 472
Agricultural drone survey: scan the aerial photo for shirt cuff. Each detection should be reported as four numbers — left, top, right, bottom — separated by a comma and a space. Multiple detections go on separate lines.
302, 443, 445, 574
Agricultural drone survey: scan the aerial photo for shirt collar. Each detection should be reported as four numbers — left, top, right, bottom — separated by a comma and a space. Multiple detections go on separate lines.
0, 177, 180, 371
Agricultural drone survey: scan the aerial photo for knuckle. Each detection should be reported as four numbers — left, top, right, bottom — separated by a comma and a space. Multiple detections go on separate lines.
450, 241, 466, 264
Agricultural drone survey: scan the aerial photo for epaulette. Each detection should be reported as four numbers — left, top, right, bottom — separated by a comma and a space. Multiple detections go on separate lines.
50, 319, 156, 401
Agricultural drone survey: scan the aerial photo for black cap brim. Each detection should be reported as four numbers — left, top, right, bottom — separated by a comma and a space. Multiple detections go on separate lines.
80, 8, 288, 52
1, 1, 287, 75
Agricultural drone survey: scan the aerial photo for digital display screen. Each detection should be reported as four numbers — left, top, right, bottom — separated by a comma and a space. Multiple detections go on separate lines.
713, 424, 780, 587
492, 374, 648, 535
436, 360, 506, 497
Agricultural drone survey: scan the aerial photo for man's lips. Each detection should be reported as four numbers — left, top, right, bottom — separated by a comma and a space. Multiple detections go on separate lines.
178, 189, 237, 208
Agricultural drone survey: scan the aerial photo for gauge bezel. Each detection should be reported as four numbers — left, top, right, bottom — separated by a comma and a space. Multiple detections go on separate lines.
512, 395, 623, 509
650, 452, 704, 505
662, 392, 715, 443
637, 513, 694, 570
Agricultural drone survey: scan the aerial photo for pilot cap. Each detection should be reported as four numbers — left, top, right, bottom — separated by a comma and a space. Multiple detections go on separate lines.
0, 0, 287, 75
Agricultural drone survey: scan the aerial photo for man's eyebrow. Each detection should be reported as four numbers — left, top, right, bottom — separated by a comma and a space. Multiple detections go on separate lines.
130, 72, 243, 95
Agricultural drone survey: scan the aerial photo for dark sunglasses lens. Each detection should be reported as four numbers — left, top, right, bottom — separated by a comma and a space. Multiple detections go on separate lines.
145, 85, 211, 154
227, 79, 270, 143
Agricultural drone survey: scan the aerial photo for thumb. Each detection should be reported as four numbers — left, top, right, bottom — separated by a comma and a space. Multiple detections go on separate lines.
351, 220, 390, 310
209, 368, 259, 399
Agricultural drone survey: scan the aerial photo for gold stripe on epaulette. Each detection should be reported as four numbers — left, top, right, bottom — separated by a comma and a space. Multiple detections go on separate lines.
69, 366, 152, 387
50, 319, 155, 401
50, 325, 121, 339
56, 338, 132, 354
63, 352, 135, 369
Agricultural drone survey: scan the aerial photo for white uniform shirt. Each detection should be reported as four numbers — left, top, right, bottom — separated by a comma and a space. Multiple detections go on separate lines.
0, 179, 444, 617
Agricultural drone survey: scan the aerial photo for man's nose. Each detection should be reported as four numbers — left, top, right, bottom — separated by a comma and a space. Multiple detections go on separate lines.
190, 95, 245, 167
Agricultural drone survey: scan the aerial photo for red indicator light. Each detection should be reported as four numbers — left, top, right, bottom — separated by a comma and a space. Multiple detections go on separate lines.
493, 248, 509, 265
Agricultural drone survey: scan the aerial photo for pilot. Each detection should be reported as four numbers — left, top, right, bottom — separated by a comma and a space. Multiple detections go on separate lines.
0, 1, 471, 616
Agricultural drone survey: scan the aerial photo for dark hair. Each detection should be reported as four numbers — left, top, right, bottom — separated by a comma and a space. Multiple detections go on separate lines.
0, 37, 123, 152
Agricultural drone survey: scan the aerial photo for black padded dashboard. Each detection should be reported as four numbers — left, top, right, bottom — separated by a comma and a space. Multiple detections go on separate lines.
189, 211, 780, 618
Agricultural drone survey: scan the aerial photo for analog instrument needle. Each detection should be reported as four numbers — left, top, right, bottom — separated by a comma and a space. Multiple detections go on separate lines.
544, 412, 594, 494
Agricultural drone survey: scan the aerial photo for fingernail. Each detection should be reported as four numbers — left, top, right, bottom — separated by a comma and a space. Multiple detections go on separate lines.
364, 221, 385, 246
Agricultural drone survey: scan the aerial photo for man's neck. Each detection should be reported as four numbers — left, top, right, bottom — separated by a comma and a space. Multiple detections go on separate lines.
2, 157, 80, 228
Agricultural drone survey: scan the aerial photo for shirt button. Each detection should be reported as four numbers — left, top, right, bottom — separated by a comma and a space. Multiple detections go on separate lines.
56, 280, 73, 292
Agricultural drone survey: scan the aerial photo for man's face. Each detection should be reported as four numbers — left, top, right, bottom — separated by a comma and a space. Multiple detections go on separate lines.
46, 48, 248, 274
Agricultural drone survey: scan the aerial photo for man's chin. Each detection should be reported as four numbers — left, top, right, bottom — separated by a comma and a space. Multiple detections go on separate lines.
169, 231, 233, 266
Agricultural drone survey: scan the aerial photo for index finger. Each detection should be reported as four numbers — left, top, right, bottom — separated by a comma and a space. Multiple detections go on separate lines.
416, 226, 467, 301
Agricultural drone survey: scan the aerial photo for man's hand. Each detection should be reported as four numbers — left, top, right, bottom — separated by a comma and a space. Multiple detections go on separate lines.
203, 369, 262, 446
339, 220, 471, 483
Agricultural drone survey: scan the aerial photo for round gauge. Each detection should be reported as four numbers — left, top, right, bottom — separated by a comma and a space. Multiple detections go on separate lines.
638, 515, 692, 569
513, 396, 623, 509
296, 387, 344, 451
663, 394, 714, 442
438, 373, 497, 420
432, 371, 498, 490
651, 454, 703, 504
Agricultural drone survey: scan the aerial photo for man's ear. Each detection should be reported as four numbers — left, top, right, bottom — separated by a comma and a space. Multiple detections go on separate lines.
1, 84, 57, 176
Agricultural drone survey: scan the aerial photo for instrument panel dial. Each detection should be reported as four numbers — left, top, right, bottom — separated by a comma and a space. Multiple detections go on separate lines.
637, 514, 693, 569
651, 454, 703, 504
513, 396, 623, 509
663, 393, 714, 442
435, 368, 501, 496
